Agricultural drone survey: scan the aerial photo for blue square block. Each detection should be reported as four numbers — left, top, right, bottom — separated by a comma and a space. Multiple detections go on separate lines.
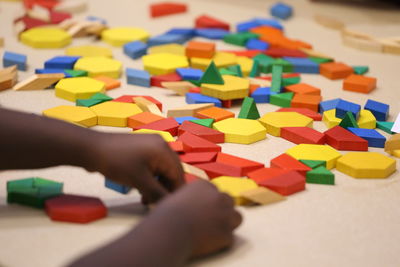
270, 3, 293, 20
347, 128, 386, 148
126, 68, 151, 87
283, 57, 320, 74
319, 98, 341, 113
124, 41, 147, 59
3, 51, 27, 71
176, 68, 203, 81
364, 99, 389, 121
251, 87, 277, 103
195, 29, 229, 40
336, 99, 361, 119
35, 68, 73, 78
246, 39, 269, 50
105, 179, 131, 194
147, 34, 187, 47
174, 116, 198, 125
185, 93, 222, 107
44, 56, 80, 70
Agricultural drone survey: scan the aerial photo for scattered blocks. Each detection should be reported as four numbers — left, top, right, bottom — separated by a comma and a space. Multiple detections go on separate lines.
178, 131, 221, 152
43, 105, 97, 127
150, 2, 187, 17
323, 109, 342, 128
101, 27, 150, 47
283, 57, 319, 74
339, 111, 359, 129
143, 53, 189, 75
201, 75, 250, 100
290, 94, 322, 112
74, 57, 122, 78
377, 121, 395, 134
179, 121, 224, 143
7, 177, 63, 209
45, 194, 107, 224
132, 96, 162, 116
66, 45, 113, 58
3, 51, 27, 71
195, 106, 234, 122
259, 112, 313, 137
128, 112, 164, 128
364, 99, 389, 121
348, 127, 386, 148
55, 77, 105, 102
186, 93, 222, 107
190, 118, 214, 128
134, 117, 179, 136
270, 92, 294, 107
285, 83, 321, 95
384, 134, 400, 152
126, 68, 151, 87
44, 56, 80, 70
105, 179, 131, 194
270, 154, 312, 177
357, 109, 376, 129
123, 41, 147, 59
94, 76, 121, 90
270, 2, 293, 20
200, 62, 224, 83
90, 101, 142, 127
186, 41, 215, 59
238, 97, 260, 120
306, 166, 335, 185
176, 68, 203, 81
213, 118, 267, 144
320, 62, 353, 80
20, 27, 71, 48
211, 176, 258, 205
343, 74, 377, 93
286, 144, 342, 169
335, 99, 361, 119
300, 160, 326, 169
281, 127, 325, 145
251, 86, 276, 103
195, 15, 230, 31
319, 98, 340, 113
336, 152, 396, 178
324, 126, 368, 151
13, 73, 64, 91
271, 64, 283, 92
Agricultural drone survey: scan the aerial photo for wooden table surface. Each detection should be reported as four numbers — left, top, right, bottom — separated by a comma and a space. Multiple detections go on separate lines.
0, 0, 399, 266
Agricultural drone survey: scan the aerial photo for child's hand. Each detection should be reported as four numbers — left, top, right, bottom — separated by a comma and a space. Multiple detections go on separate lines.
92, 132, 185, 203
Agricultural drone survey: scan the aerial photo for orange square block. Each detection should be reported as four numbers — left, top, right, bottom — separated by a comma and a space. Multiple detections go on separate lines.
94, 76, 121, 90
290, 94, 322, 112
343, 74, 377, 94
186, 41, 215, 59
320, 62, 353, 80
127, 112, 164, 128
195, 107, 235, 122
285, 83, 321, 95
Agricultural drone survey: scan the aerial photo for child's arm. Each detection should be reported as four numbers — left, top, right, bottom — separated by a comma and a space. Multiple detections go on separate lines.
0, 107, 184, 202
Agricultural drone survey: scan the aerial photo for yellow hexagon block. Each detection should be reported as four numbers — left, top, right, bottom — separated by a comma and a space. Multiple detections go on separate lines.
101, 27, 150, 47
55, 77, 105, 102
213, 118, 266, 144
90, 101, 142, 127
148, 44, 185, 56
322, 109, 341, 129
286, 144, 342, 170
20, 27, 71, 49
390, 150, 400, 158
132, 129, 174, 142
337, 152, 396, 178
43, 105, 97, 127
357, 110, 377, 129
191, 52, 237, 70
201, 75, 250, 100
211, 176, 258, 205
66, 45, 113, 58
259, 112, 313, 137
143, 53, 189, 75
237, 56, 253, 77
74, 57, 122, 78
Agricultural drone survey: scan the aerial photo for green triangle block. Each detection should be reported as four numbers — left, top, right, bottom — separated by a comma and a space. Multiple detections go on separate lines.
238, 97, 260, 120
339, 112, 359, 129
270, 92, 294, 107
76, 98, 104, 107
300, 160, 326, 169
227, 65, 243, 77
271, 64, 283, 92
377, 121, 395, 134
253, 54, 274, 73
353, 66, 369, 75
7, 178, 34, 192
187, 79, 202, 87
223, 32, 260, 46
282, 76, 301, 87
91, 93, 113, 101
309, 57, 333, 64
65, 69, 88, 77
199, 61, 224, 85
249, 60, 260, 77
306, 166, 335, 185
219, 68, 238, 76
190, 118, 215, 128
272, 58, 293, 73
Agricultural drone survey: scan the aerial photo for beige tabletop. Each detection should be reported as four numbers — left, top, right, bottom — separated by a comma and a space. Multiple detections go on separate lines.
0, 0, 400, 266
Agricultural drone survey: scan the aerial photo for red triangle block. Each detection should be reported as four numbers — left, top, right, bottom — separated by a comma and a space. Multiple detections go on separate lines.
150, 2, 187, 18
195, 15, 230, 31
281, 127, 326, 144
216, 152, 264, 176
112, 95, 163, 111
247, 167, 289, 184
178, 121, 224, 143
151, 73, 182, 88
277, 107, 322, 121
324, 126, 369, 151
178, 132, 221, 152
180, 152, 218, 164
258, 171, 306, 196
169, 141, 185, 153
134, 118, 179, 136
270, 153, 312, 177
194, 162, 242, 178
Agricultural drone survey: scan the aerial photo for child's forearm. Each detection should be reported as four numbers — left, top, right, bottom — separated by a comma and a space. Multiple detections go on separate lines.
0, 108, 97, 171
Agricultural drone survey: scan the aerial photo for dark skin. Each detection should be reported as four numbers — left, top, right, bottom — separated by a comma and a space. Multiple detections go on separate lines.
0, 107, 242, 267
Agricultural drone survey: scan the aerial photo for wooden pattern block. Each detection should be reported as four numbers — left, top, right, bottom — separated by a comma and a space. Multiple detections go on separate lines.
113, 95, 162, 111
357, 110, 377, 129
43, 105, 97, 127
348, 127, 386, 148
13, 73, 64, 91
94, 76, 121, 90
339, 112, 358, 129
169, 141, 185, 153
320, 62, 353, 80
216, 152, 264, 176
180, 152, 218, 164
270, 92, 293, 107
150, 2, 187, 17
90, 101, 142, 127
259, 112, 313, 137
181, 162, 209, 180
186, 41, 215, 59
178, 132, 221, 152
322, 109, 342, 128
195, 162, 245, 178
211, 176, 258, 205
195, 106, 234, 122
306, 166, 335, 185
186, 93, 222, 107
277, 107, 322, 121
132, 97, 162, 116
162, 81, 195, 96
55, 77, 105, 102
178, 121, 224, 143
324, 126, 368, 151
238, 97, 260, 119
213, 118, 267, 144
190, 118, 214, 128
195, 15, 230, 31
201, 75, 250, 100
148, 43, 186, 56
66, 45, 113, 58
143, 53, 189, 75
132, 129, 175, 142
343, 74, 377, 94
377, 121, 394, 134
240, 187, 286, 206
290, 94, 322, 112
281, 127, 325, 145
45, 194, 107, 224
105, 179, 131, 194
364, 99, 389, 121
151, 73, 182, 87
336, 99, 361, 119
286, 144, 342, 170
134, 118, 179, 136
20, 27, 71, 48
0, 66, 18, 91
270, 153, 312, 177
3, 51, 27, 71
101, 27, 149, 47
336, 152, 396, 178
384, 134, 400, 152
167, 103, 214, 117
128, 112, 164, 128
285, 83, 321, 95
300, 160, 326, 169
74, 57, 122, 79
